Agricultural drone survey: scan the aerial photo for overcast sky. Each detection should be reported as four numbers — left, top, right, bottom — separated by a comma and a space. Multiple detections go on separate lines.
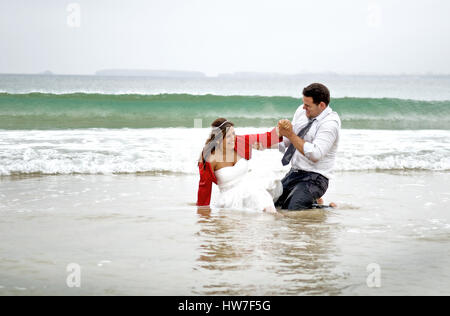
1, 0, 450, 76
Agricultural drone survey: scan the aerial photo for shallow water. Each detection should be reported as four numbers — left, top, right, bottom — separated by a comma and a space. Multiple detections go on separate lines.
0, 171, 449, 295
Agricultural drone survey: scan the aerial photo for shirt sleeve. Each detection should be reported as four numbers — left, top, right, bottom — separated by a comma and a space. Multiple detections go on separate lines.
196, 163, 213, 207
303, 120, 340, 163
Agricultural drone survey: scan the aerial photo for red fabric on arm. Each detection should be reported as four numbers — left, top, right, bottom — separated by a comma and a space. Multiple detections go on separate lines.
196, 162, 217, 207
234, 127, 281, 160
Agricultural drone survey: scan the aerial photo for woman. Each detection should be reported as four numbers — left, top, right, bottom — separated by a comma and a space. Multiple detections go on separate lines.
197, 118, 283, 213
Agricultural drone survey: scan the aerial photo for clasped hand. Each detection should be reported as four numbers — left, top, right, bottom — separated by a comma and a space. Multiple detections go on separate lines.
278, 119, 294, 138
252, 120, 293, 151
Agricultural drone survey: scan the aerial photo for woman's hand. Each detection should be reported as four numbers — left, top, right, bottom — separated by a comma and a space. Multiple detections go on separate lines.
197, 206, 211, 214
252, 142, 264, 151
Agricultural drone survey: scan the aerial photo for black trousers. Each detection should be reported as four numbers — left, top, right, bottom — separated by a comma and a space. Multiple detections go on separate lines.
275, 169, 329, 211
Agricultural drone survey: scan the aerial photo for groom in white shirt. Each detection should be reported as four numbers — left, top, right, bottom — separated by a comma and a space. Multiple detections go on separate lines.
276, 83, 341, 210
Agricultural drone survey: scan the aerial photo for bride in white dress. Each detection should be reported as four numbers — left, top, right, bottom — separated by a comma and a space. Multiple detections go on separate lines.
197, 118, 283, 213
214, 158, 283, 213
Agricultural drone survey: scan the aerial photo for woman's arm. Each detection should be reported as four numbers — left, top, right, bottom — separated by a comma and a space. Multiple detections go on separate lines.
246, 127, 281, 148
235, 127, 282, 159
196, 162, 214, 208
253, 128, 283, 150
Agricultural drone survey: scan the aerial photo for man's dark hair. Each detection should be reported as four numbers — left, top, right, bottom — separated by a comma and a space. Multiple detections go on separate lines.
303, 83, 330, 106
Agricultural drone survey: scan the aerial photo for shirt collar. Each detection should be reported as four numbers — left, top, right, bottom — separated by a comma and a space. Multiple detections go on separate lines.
313, 105, 332, 122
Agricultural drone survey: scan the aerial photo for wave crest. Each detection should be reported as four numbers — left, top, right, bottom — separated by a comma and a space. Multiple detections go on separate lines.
0, 93, 449, 130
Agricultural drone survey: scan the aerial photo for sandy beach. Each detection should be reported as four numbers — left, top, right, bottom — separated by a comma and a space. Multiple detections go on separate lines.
1, 171, 449, 295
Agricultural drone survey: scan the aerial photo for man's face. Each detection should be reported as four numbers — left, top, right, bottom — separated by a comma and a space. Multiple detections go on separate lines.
303, 96, 325, 119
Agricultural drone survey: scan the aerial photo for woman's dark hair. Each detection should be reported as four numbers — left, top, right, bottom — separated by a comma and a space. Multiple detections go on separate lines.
200, 118, 235, 168
303, 83, 330, 106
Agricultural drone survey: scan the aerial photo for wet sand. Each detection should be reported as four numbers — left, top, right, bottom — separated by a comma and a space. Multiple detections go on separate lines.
0, 171, 449, 295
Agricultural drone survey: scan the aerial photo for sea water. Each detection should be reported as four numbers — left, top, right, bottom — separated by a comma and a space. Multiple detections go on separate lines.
0, 74, 449, 295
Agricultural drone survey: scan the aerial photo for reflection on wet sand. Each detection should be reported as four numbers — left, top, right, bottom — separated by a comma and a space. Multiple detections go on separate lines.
194, 209, 346, 295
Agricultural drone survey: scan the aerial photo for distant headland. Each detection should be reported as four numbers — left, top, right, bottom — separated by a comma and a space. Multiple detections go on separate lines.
38, 70, 54, 75
95, 69, 206, 78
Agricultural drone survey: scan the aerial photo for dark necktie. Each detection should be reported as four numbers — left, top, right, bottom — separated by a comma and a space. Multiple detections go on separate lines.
281, 119, 316, 166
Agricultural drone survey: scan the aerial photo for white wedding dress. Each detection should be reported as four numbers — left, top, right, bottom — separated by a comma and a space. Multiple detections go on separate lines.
214, 159, 283, 212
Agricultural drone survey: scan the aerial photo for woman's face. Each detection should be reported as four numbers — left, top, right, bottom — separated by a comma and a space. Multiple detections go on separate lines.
223, 126, 235, 151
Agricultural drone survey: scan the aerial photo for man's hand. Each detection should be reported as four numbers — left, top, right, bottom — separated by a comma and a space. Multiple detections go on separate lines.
278, 119, 294, 138
278, 119, 307, 156
278, 119, 291, 130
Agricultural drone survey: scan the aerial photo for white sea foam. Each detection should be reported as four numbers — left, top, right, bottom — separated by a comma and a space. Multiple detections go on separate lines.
0, 128, 449, 176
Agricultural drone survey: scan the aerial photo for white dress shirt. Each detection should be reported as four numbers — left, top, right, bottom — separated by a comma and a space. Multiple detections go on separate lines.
279, 105, 341, 179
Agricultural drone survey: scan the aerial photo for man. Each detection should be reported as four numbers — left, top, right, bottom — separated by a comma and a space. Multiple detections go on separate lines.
276, 83, 341, 210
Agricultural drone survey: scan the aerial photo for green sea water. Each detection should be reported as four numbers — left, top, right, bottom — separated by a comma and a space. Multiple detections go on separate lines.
0, 92, 449, 130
